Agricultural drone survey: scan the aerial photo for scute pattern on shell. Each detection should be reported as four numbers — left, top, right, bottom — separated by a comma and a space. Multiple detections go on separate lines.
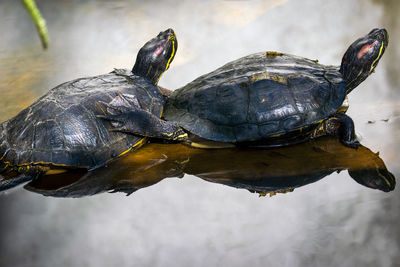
164, 53, 347, 142
0, 69, 164, 168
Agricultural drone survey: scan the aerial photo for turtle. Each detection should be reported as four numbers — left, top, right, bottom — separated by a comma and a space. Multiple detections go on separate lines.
164, 28, 389, 147
0, 28, 187, 190
101, 28, 388, 149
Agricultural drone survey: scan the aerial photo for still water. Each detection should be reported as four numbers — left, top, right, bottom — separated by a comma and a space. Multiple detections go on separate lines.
0, 0, 399, 266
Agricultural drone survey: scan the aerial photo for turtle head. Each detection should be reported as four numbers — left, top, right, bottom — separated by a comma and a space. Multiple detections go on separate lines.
339, 28, 388, 93
132, 28, 177, 85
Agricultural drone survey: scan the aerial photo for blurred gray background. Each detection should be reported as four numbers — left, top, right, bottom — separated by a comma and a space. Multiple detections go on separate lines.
0, 0, 399, 266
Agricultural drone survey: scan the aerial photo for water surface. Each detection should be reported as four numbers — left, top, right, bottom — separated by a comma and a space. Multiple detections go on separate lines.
0, 0, 399, 266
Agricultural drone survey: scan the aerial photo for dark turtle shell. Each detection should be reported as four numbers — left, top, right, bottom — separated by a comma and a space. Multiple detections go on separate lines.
0, 69, 164, 169
164, 52, 347, 142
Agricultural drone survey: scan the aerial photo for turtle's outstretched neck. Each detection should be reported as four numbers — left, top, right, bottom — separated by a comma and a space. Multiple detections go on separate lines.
339, 28, 388, 94
132, 29, 177, 85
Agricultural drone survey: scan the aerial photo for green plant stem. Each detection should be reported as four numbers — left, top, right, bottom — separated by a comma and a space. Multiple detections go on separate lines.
22, 0, 49, 49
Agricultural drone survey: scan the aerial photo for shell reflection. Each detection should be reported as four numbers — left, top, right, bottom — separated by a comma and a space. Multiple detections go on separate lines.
25, 137, 395, 197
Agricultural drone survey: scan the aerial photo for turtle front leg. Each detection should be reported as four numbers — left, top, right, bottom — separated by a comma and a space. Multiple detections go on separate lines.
98, 108, 188, 142
312, 113, 360, 149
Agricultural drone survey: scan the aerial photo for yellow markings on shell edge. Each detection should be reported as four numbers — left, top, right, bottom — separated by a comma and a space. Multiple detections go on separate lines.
45, 169, 68, 175
189, 141, 235, 149
2, 160, 78, 168
3, 139, 148, 171
114, 100, 165, 160
117, 137, 148, 158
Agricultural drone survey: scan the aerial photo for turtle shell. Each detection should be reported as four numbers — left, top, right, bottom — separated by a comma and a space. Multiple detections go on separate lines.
0, 69, 164, 169
164, 52, 347, 142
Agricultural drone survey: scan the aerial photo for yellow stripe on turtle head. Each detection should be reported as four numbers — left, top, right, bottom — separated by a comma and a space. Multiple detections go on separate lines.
155, 36, 176, 85
369, 42, 384, 73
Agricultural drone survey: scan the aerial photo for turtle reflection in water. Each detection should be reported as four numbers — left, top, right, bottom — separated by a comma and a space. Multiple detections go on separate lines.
103, 29, 389, 149
23, 137, 395, 198
0, 29, 187, 190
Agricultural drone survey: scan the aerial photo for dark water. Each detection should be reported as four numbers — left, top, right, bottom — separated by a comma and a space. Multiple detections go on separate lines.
0, 0, 399, 266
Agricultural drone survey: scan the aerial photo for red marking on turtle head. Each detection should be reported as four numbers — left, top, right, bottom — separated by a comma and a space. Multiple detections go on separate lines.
357, 40, 378, 59
153, 38, 169, 58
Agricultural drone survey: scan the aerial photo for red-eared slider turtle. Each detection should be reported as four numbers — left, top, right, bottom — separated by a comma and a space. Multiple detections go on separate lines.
101, 28, 388, 149
152, 28, 387, 148
0, 28, 187, 190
